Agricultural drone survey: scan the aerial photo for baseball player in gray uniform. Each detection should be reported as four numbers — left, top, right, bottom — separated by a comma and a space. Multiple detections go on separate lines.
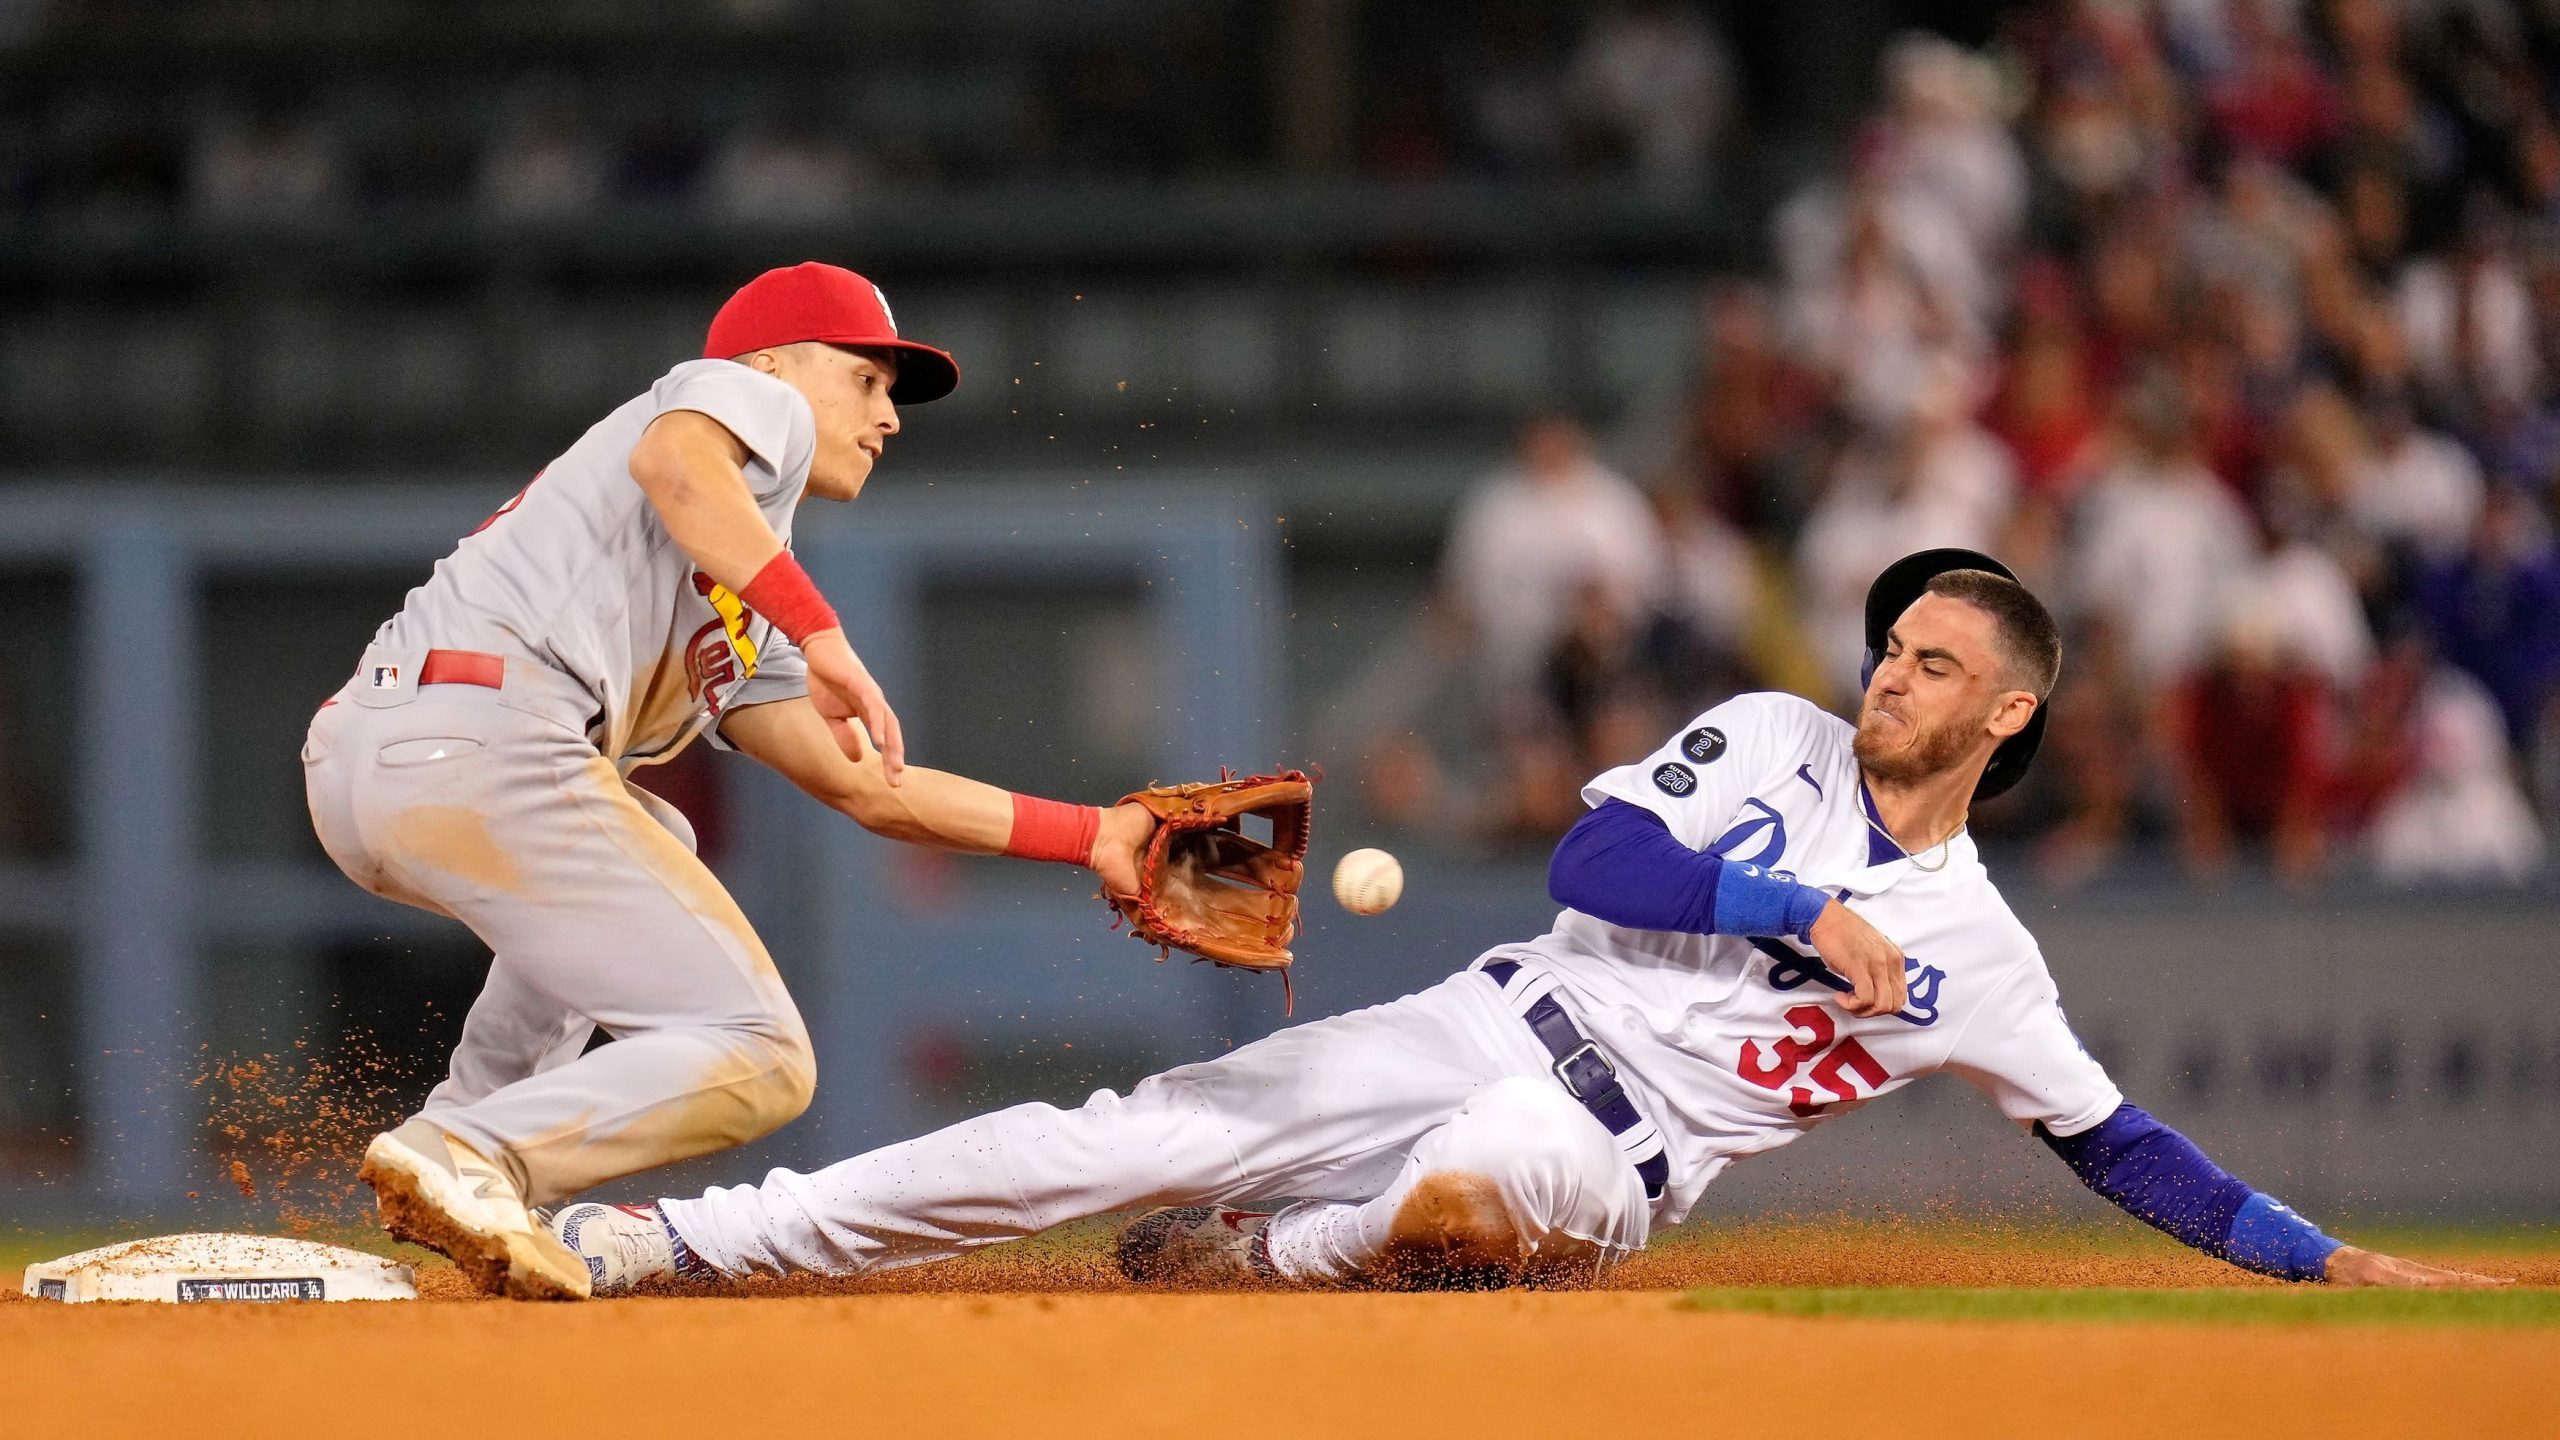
304, 262, 1155, 1299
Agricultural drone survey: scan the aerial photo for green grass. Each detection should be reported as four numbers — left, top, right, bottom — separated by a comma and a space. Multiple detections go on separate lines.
1642, 1217, 2560, 1257
1683, 1286, 2560, 1326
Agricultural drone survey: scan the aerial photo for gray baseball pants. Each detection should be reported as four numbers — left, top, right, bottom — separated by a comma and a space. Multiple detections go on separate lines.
303, 643, 814, 1206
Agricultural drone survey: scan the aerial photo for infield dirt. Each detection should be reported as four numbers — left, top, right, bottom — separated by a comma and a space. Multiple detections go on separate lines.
6, 1223, 2552, 1439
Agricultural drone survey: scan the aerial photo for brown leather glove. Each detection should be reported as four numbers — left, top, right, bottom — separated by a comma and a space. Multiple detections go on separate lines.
1106, 770, 1313, 1009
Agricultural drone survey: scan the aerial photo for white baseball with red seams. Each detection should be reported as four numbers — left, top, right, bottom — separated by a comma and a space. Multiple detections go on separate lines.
1331, 848, 1403, 915
658, 691, 2123, 1285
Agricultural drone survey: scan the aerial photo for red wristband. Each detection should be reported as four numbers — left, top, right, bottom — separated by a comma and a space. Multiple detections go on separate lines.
1006, 793, 1103, 865
739, 551, 841, 646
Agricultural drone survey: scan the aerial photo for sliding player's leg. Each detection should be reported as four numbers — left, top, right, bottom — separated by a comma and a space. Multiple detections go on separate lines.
652, 971, 1552, 1285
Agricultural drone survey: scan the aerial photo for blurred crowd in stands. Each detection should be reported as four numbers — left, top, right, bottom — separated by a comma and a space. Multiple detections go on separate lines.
3, 0, 1745, 223
1388, 1, 2560, 885
11, 0, 2560, 889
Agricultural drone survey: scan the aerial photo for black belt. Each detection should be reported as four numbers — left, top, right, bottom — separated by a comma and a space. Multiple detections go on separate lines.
1481, 960, 1668, 1200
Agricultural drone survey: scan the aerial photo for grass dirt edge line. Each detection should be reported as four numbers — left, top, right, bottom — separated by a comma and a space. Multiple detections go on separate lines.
1680, 1285, 2560, 1326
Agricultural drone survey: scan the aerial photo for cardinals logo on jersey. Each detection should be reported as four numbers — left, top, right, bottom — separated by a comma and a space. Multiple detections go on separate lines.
685, 571, 764, 714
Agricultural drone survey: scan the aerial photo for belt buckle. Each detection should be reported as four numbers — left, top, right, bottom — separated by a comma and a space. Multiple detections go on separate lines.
1552, 1040, 1616, 1102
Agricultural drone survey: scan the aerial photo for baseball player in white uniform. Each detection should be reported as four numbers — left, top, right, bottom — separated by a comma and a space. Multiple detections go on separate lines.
549, 551, 2498, 1294
306, 263, 1157, 1299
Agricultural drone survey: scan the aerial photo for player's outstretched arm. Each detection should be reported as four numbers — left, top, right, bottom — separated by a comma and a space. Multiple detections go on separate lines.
2038, 1102, 2510, 1287
717, 696, 1150, 895
631, 411, 904, 780
1549, 800, 1909, 1017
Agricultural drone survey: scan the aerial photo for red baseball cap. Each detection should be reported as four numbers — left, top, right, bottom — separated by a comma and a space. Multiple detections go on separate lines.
703, 262, 960, 405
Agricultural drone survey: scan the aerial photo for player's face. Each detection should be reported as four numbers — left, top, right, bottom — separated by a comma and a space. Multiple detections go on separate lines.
1853, 593, 2035, 786
762, 344, 901, 502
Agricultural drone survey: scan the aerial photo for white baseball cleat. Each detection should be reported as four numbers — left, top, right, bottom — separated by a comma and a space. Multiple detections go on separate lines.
1115, 1205, 1283, 1286
546, 1202, 707, 1295
357, 1120, 591, 1301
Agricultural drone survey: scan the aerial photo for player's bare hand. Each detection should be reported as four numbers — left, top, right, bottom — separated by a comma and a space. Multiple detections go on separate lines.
1809, 899, 1908, 1018
803, 628, 906, 785
2323, 1247, 2512, 1288
1089, 801, 1155, 899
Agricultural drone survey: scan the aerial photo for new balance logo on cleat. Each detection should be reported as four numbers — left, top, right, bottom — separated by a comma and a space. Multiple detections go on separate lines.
357, 1123, 592, 1301
547, 1202, 686, 1296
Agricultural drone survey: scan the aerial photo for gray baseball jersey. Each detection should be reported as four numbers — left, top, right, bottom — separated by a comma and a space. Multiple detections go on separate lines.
306, 357, 838, 1207
378, 358, 817, 766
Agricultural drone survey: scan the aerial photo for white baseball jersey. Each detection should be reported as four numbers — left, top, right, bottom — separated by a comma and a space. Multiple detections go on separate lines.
1491, 691, 2123, 1223
376, 359, 816, 767
656, 689, 2126, 1283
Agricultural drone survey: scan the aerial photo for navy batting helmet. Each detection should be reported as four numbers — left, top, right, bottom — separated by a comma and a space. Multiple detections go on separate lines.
1860, 548, 2049, 802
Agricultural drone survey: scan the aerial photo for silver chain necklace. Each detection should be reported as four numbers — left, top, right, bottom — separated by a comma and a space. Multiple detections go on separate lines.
1866, 808, 1957, 872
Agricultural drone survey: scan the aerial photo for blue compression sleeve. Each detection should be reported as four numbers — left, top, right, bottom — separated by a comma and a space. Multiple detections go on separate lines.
2224, 1193, 2348, 1281
1548, 801, 1830, 941
2039, 1103, 2344, 1282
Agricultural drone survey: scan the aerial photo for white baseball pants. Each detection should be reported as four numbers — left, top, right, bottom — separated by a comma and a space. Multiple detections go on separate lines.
303, 645, 815, 1207
662, 970, 1652, 1284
